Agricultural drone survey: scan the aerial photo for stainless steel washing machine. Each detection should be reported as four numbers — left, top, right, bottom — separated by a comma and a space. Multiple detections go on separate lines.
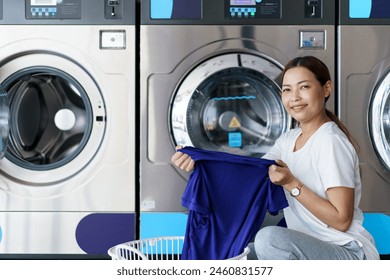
0, 0, 136, 257
338, 0, 390, 214
140, 0, 336, 237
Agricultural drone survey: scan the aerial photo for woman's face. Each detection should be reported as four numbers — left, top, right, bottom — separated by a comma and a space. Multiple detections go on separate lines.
281, 66, 331, 124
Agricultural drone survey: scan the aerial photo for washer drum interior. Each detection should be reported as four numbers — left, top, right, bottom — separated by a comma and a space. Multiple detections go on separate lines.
3, 68, 93, 171
171, 53, 291, 157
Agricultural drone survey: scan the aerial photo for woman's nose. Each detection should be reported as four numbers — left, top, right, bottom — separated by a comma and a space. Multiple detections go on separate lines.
291, 89, 300, 101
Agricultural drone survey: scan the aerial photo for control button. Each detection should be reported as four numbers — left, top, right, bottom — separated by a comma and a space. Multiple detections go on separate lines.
229, 7, 256, 18
299, 30, 325, 49
30, 7, 57, 17
100, 30, 126, 49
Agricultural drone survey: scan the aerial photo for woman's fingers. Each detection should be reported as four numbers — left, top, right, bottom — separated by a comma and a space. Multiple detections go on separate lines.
171, 146, 195, 172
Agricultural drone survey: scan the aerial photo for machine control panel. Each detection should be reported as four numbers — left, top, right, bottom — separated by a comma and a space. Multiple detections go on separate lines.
25, 0, 81, 19
144, 0, 334, 25
0, 0, 134, 24
225, 0, 281, 19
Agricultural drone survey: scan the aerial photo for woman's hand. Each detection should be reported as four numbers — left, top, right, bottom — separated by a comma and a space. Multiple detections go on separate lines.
171, 146, 195, 172
268, 160, 298, 191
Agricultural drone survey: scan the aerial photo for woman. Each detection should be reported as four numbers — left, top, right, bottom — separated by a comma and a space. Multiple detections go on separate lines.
171, 56, 379, 260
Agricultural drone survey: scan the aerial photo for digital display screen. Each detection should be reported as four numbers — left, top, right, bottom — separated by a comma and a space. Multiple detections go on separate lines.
31, 0, 56, 6
230, 0, 256, 5
349, 0, 390, 18
150, 0, 202, 19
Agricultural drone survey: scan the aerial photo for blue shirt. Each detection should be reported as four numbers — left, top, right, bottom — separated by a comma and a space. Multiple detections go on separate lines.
179, 147, 288, 260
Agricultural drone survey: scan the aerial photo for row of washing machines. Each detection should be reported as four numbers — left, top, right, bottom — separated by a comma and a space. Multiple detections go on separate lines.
140, 0, 390, 250
0, 0, 389, 258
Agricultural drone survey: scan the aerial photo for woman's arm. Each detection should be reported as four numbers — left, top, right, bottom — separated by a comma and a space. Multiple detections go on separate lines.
269, 160, 354, 232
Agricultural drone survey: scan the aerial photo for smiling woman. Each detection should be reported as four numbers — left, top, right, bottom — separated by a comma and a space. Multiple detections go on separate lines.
280, 56, 358, 152
254, 56, 378, 260
281, 66, 332, 147
171, 56, 380, 260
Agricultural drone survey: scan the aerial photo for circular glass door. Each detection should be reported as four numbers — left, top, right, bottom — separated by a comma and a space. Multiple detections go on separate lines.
0, 85, 9, 159
3, 67, 92, 170
171, 53, 291, 157
0, 52, 106, 184
369, 71, 390, 170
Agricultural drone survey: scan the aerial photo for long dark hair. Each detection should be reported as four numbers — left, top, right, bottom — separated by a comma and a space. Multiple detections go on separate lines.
281, 56, 359, 152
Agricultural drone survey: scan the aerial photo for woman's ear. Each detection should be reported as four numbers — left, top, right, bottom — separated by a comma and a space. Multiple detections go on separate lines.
324, 80, 333, 98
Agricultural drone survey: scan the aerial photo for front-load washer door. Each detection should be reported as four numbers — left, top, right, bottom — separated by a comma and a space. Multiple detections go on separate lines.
171, 53, 291, 157
0, 52, 106, 185
369, 70, 390, 170
0, 85, 9, 159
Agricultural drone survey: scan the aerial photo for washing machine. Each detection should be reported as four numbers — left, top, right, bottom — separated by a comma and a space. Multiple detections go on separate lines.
0, 0, 136, 258
338, 0, 390, 214
140, 0, 336, 237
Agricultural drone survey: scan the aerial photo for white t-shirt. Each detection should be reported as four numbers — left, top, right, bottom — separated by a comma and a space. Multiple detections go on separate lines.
264, 122, 379, 260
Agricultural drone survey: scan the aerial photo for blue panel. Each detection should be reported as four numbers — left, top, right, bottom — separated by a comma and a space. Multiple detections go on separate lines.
349, 0, 372, 18
369, 0, 390, 18
150, 0, 202, 19
229, 132, 242, 147
363, 213, 390, 254
150, 0, 173, 19
76, 213, 135, 254
140, 212, 188, 239
0, 225, 2, 243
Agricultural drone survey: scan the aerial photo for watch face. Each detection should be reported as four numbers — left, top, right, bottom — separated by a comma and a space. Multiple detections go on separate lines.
291, 187, 300, 197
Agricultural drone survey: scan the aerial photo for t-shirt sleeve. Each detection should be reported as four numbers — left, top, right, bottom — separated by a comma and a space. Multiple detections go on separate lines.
262, 134, 284, 160
267, 181, 289, 215
181, 167, 211, 215
316, 134, 358, 190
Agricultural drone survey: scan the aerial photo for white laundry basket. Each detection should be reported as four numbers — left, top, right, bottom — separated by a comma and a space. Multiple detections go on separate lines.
108, 236, 250, 260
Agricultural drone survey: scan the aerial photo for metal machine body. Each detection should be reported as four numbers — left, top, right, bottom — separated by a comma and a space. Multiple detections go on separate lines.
338, 0, 390, 214
0, 0, 136, 257
140, 0, 336, 237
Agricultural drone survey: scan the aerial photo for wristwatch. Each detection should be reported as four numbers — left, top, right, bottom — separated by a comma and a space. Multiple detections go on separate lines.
290, 184, 303, 197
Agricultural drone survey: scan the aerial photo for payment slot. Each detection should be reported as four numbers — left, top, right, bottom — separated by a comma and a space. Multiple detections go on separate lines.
305, 0, 322, 18
105, 0, 123, 19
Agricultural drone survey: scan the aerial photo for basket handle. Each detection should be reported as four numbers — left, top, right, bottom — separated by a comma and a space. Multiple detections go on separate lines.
111, 244, 149, 260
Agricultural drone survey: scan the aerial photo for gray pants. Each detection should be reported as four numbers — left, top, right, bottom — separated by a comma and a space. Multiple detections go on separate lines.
248, 226, 365, 260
